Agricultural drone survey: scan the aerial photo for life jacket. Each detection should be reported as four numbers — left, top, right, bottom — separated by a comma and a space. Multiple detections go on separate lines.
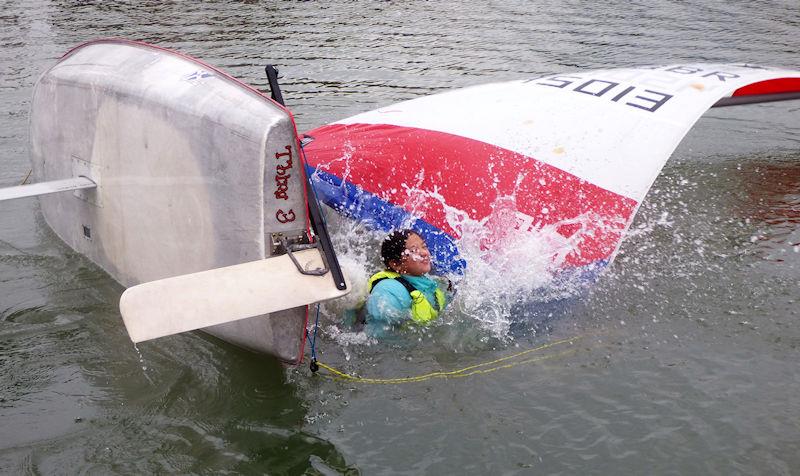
366, 270, 446, 325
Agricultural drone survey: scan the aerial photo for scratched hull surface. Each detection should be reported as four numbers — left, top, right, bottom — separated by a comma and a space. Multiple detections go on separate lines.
1, 1, 799, 474
30, 40, 311, 363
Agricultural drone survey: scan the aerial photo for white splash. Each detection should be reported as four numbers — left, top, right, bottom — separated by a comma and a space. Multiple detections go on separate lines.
318, 186, 607, 340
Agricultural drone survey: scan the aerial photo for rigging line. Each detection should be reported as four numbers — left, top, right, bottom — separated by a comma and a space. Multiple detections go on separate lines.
311, 303, 321, 360
307, 303, 322, 365
317, 349, 577, 384
20, 169, 32, 185
0, 238, 30, 255
314, 335, 583, 384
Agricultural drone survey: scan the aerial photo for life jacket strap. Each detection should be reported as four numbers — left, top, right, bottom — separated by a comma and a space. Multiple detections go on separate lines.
369, 276, 416, 295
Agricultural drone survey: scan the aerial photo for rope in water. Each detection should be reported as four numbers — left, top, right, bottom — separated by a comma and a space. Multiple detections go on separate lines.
313, 335, 583, 384
306, 304, 322, 372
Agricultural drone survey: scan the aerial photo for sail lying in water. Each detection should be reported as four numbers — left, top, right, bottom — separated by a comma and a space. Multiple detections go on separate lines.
303, 64, 800, 276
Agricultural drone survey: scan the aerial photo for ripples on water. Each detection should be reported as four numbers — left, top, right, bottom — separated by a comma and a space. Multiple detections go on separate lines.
1, 0, 799, 473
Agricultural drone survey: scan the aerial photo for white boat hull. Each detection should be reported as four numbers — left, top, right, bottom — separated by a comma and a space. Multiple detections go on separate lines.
30, 40, 314, 363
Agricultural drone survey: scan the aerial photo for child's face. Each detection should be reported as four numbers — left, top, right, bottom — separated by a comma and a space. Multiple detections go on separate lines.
395, 233, 432, 276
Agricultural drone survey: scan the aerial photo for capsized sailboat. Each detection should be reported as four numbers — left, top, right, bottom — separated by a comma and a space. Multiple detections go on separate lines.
3, 38, 799, 363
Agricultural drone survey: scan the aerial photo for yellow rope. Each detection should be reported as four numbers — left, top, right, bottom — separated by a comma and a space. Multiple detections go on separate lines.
316, 335, 582, 384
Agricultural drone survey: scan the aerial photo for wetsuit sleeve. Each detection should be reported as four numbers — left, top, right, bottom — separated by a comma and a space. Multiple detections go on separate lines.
365, 279, 412, 336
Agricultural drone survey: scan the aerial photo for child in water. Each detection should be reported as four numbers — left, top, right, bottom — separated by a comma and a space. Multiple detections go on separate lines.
361, 229, 450, 337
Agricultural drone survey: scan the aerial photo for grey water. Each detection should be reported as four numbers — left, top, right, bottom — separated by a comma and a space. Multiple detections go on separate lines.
1, 1, 799, 474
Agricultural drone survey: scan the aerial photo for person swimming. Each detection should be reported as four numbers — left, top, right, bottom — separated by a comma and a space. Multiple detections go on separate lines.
360, 229, 450, 336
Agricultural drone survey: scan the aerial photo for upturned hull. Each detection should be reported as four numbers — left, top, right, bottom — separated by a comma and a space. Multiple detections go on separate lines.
30, 39, 311, 363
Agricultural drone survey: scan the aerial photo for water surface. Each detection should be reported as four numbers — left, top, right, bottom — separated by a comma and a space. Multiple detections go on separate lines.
1, 1, 799, 473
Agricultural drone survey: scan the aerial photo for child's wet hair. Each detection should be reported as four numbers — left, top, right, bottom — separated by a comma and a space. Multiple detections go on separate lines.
381, 229, 418, 268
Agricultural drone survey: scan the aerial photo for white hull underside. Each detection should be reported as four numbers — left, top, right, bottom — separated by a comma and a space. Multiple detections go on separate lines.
30, 40, 312, 363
